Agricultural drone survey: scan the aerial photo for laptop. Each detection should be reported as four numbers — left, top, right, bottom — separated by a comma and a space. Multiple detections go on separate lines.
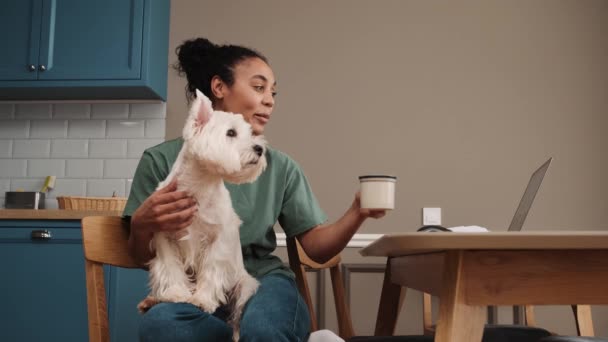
507, 157, 552, 231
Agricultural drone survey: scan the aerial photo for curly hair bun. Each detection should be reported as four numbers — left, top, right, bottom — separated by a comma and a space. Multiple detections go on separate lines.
175, 38, 218, 78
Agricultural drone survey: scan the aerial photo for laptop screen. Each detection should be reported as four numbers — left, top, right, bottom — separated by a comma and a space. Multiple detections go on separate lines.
507, 157, 552, 232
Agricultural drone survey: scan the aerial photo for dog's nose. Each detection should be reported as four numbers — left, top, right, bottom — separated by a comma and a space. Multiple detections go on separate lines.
253, 145, 264, 156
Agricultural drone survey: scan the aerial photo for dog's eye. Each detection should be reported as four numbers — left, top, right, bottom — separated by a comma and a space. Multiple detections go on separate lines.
226, 129, 237, 137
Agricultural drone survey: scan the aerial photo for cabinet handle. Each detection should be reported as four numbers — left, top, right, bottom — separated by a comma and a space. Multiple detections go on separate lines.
30, 229, 52, 241
39, 65, 47, 72
28, 64, 36, 72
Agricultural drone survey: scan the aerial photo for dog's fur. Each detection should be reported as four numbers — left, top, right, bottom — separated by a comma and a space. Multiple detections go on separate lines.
139, 89, 267, 340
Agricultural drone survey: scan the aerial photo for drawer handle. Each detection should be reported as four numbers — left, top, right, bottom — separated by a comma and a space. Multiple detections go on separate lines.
39, 65, 47, 72
28, 64, 36, 72
31, 229, 52, 240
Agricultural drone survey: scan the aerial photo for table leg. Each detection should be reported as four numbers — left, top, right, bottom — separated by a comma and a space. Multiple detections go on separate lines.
374, 257, 406, 336
435, 251, 486, 342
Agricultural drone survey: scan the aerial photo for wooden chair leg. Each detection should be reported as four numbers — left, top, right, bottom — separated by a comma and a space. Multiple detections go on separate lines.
329, 265, 354, 339
286, 237, 318, 331
85, 260, 109, 342
572, 305, 594, 337
524, 305, 537, 327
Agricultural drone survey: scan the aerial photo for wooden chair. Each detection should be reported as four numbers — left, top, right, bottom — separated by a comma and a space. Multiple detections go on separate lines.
82, 216, 361, 342
81, 216, 140, 342
287, 237, 435, 342
286, 236, 355, 339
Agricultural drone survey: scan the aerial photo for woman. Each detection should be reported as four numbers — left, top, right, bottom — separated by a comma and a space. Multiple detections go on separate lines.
124, 37, 386, 342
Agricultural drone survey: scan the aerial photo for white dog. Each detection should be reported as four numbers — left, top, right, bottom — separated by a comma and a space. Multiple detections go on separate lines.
139, 89, 267, 340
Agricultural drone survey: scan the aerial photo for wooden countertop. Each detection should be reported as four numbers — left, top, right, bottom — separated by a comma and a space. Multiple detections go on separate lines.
0, 209, 124, 220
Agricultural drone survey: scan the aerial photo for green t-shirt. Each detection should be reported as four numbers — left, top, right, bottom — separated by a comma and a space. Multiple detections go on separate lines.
123, 138, 327, 279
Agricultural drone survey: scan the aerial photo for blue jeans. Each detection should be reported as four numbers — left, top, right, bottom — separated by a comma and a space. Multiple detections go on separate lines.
138, 274, 311, 342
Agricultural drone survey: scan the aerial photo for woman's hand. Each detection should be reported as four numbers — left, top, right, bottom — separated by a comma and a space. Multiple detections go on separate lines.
131, 178, 198, 239
297, 191, 388, 264
129, 178, 198, 265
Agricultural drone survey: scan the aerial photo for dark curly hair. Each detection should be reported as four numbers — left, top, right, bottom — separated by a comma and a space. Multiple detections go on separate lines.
174, 38, 268, 103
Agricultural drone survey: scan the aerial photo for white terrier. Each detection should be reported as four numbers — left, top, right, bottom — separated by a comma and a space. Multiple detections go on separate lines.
139, 89, 266, 340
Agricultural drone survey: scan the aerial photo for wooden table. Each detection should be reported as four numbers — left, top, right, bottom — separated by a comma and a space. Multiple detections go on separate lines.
360, 231, 608, 341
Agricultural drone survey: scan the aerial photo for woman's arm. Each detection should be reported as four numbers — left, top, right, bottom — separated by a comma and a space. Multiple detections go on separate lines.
128, 179, 198, 266
296, 192, 385, 264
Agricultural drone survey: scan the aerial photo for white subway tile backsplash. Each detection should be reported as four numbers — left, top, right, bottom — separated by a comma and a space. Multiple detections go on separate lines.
87, 179, 126, 197
15, 104, 52, 119
27, 159, 65, 177
127, 139, 163, 158
53, 179, 87, 197
30, 120, 68, 138
51, 139, 88, 158
69, 120, 105, 138
2, 101, 165, 204
10, 178, 44, 192
104, 159, 139, 178
130, 103, 166, 119
107, 120, 145, 138
0, 104, 14, 119
53, 104, 91, 119
89, 139, 127, 158
92, 104, 129, 119
145, 119, 165, 138
0, 120, 29, 138
0, 160, 27, 177
0, 140, 12, 158
13, 139, 51, 158
0, 179, 10, 196
66, 159, 103, 178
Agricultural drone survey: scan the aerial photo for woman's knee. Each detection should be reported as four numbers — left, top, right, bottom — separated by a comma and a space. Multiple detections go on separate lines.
139, 302, 232, 342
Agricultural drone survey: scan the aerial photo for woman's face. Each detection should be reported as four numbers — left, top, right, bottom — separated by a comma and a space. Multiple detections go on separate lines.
214, 57, 276, 135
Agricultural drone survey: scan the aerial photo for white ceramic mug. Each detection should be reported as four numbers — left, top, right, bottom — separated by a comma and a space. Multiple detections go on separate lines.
359, 175, 397, 210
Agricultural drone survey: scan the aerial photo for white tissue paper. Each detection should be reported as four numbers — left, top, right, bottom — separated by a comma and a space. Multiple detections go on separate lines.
447, 225, 490, 233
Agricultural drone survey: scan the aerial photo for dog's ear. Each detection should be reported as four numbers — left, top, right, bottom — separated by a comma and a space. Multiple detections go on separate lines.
194, 89, 213, 127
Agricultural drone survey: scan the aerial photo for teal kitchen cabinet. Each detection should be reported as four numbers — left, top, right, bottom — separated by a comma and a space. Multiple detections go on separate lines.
0, 220, 149, 342
0, 0, 170, 101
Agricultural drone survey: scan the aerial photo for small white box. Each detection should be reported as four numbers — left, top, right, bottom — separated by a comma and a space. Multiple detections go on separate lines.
423, 207, 442, 225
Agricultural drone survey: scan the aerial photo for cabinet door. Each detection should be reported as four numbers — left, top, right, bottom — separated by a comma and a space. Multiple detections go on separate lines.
38, 0, 144, 80
0, 226, 88, 341
0, 0, 43, 80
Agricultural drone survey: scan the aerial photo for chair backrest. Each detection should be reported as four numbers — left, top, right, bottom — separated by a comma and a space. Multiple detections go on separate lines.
81, 216, 140, 342
286, 236, 355, 339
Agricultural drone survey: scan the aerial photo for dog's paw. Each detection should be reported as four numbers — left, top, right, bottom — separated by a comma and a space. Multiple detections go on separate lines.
232, 330, 240, 342
190, 292, 220, 313
137, 296, 159, 313
157, 285, 191, 304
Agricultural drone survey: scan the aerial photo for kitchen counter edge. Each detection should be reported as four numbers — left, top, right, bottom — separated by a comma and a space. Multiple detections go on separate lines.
0, 209, 124, 220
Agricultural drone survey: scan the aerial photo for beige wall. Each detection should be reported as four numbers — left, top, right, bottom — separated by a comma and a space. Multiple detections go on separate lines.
166, 0, 608, 336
